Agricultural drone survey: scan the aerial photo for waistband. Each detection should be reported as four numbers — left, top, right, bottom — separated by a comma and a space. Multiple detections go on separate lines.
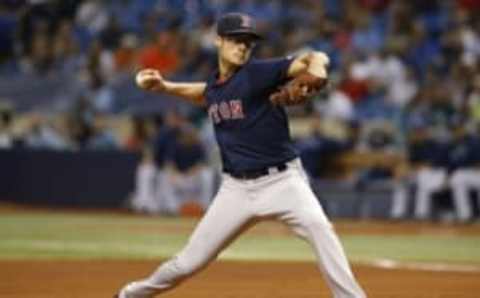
224, 159, 295, 180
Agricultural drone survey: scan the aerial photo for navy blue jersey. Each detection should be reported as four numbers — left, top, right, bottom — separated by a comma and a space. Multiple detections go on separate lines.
450, 135, 480, 169
204, 57, 297, 172
409, 139, 452, 168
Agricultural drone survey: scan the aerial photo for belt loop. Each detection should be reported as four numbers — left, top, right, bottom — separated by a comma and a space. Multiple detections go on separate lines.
268, 167, 279, 175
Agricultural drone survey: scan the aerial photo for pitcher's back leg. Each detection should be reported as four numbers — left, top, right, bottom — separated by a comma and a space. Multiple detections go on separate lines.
118, 176, 254, 297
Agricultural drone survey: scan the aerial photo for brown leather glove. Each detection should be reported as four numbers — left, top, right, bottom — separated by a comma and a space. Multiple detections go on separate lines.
269, 72, 327, 106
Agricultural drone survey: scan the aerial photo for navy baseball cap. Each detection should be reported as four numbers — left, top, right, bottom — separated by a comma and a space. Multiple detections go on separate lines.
216, 13, 262, 39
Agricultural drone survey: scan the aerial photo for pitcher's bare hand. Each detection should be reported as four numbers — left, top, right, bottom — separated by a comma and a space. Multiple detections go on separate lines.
135, 69, 165, 92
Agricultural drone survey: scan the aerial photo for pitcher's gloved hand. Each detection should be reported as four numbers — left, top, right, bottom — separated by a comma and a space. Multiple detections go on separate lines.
269, 72, 327, 106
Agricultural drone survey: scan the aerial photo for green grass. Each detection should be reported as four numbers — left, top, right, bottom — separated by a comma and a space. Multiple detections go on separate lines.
342, 235, 480, 263
1, 212, 480, 264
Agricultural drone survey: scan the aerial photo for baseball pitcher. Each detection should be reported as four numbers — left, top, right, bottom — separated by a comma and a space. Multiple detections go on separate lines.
116, 12, 366, 298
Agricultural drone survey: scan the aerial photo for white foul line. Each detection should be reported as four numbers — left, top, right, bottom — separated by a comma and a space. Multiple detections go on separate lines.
362, 258, 480, 273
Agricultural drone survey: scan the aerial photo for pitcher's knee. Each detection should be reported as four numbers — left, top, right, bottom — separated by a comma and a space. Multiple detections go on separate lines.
301, 213, 332, 232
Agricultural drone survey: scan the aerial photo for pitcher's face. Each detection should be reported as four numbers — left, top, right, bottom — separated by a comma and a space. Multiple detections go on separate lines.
216, 35, 256, 66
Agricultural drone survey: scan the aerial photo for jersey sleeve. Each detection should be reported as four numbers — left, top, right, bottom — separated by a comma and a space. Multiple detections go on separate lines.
248, 57, 294, 91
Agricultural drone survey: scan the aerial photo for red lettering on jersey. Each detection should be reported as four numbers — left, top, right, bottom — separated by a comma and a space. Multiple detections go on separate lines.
219, 101, 232, 120
209, 100, 245, 124
208, 104, 220, 124
230, 100, 244, 119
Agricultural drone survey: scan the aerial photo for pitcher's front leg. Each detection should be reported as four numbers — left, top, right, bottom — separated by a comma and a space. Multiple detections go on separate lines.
257, 164, 366, 298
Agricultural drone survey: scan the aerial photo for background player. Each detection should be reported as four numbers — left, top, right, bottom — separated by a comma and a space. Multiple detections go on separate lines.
117, 12, 366, 298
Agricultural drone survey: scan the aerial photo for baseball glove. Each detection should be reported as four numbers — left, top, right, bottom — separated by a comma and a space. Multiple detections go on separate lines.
269, 72, 327, 106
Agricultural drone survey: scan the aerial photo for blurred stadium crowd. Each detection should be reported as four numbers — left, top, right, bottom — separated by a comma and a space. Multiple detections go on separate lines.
1, 0, 480, 221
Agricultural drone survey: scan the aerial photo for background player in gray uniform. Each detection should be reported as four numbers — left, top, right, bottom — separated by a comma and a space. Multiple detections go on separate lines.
117, 13, 365, 298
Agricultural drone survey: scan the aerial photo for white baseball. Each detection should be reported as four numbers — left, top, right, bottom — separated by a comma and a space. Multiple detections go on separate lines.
135, 71, 150, 88
135, 71, 145, 87
135, 69, 162, 90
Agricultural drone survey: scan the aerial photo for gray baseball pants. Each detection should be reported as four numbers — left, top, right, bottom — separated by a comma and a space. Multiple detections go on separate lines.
119, 158, 366, 298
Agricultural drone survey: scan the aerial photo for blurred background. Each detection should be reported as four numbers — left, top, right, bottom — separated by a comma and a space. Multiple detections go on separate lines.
1, 0, 480, 223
